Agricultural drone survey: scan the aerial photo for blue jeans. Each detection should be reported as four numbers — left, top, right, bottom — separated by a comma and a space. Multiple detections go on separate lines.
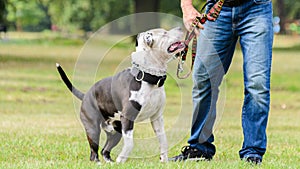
188, 0, 273, 160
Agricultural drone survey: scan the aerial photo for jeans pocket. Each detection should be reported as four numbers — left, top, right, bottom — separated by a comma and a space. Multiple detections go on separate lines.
254, 0, 271, 4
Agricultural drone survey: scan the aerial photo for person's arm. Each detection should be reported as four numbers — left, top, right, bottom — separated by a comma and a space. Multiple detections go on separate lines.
181, 0, 204, 35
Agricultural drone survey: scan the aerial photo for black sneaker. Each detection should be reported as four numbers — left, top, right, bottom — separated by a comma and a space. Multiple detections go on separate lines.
246, 156, 262, 165
169, 146, 213, 162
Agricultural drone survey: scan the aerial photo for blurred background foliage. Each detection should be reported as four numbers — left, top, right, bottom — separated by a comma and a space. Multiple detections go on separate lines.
0, 0, 299, 34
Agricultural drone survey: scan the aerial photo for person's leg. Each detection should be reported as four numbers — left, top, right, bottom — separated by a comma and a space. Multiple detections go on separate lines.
187, 4, 238, 157
237, 0, 273, 162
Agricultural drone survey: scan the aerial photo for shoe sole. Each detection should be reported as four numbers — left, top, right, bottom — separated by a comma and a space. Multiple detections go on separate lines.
184, 157, 210, 162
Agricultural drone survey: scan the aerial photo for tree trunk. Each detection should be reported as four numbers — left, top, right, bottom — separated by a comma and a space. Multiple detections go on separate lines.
134, 0, 160, 33
0, 0, 7, 24
37, 1, 52, 30
276, 0, 286, 34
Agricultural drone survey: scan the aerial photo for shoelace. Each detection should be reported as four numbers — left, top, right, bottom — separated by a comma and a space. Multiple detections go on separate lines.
181, 146, 196, 154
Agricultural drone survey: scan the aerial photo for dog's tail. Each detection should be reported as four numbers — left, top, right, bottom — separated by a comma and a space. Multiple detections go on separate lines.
56, 63, 84, 100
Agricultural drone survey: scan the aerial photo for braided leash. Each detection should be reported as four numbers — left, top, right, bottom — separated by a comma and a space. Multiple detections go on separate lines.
177, 0, 225, 79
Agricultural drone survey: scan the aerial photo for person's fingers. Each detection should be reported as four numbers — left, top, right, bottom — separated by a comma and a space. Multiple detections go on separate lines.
194, 28, 200, 37
182, 6, 202, 29
182, 5, 206, 36
196, 22, 204, 30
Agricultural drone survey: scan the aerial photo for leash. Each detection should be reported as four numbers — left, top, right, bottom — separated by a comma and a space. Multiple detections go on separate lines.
177, 0, 225, 79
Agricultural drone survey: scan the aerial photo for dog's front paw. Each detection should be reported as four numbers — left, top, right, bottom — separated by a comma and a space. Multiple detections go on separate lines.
116, 156, 127, 163
160, 154, 168, 162
96, 161, 102, 165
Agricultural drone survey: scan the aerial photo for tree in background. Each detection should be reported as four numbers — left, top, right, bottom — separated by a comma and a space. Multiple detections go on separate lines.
6, 0, 52, 31
274, 0, 286, 33
46, 0, 134, 33
36, 0, 53, 30
101, 0, 134, 33
0, 0, 8, 24
134, 0, 160, 32
1, 0, 299, 34
273, 0, 300, 34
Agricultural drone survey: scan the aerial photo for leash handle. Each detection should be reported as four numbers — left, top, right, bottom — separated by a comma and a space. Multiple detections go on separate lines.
177, 0, 224, 79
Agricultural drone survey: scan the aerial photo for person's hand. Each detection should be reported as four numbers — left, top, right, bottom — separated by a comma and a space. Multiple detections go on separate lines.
181, 4, 203, 36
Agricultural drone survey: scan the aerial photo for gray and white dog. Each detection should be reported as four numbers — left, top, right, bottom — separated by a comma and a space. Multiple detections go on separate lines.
56, 27, 185, 163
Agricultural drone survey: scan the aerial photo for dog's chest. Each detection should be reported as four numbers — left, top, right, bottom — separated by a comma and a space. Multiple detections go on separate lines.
129, 82, 165, 121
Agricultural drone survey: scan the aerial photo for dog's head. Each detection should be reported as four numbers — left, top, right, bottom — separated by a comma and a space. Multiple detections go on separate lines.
132, 27, 185, 73
135, 27, 185, 57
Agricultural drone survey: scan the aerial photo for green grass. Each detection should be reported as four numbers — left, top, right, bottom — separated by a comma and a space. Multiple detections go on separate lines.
0, 33, 300, 168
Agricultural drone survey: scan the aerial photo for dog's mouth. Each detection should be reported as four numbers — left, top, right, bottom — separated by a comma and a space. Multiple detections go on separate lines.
167, 41, 185, 53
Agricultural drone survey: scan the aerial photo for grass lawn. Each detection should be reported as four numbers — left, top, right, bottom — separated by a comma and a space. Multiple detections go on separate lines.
0, 32, 299, 168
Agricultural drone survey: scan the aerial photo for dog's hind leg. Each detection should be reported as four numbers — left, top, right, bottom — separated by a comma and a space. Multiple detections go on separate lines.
101, 120, 122, 162
80, 108, 101, 163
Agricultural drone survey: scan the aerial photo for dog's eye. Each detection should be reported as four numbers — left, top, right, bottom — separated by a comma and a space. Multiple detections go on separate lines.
144, 32, 153, 47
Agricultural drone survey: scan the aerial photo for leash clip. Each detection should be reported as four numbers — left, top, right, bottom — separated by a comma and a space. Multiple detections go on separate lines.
178, 61, 184, 73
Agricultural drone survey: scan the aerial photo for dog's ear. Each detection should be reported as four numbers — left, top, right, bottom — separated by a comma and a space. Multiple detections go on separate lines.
135, 34, 139, 47
144, 32, 154, 48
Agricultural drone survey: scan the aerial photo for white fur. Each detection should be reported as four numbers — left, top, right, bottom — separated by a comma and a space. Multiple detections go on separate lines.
101, 122, 115, 133
129, 81, 165, 122
116, 27, 184, 163
151, 115, 168, 162
116, 130, 134, 163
